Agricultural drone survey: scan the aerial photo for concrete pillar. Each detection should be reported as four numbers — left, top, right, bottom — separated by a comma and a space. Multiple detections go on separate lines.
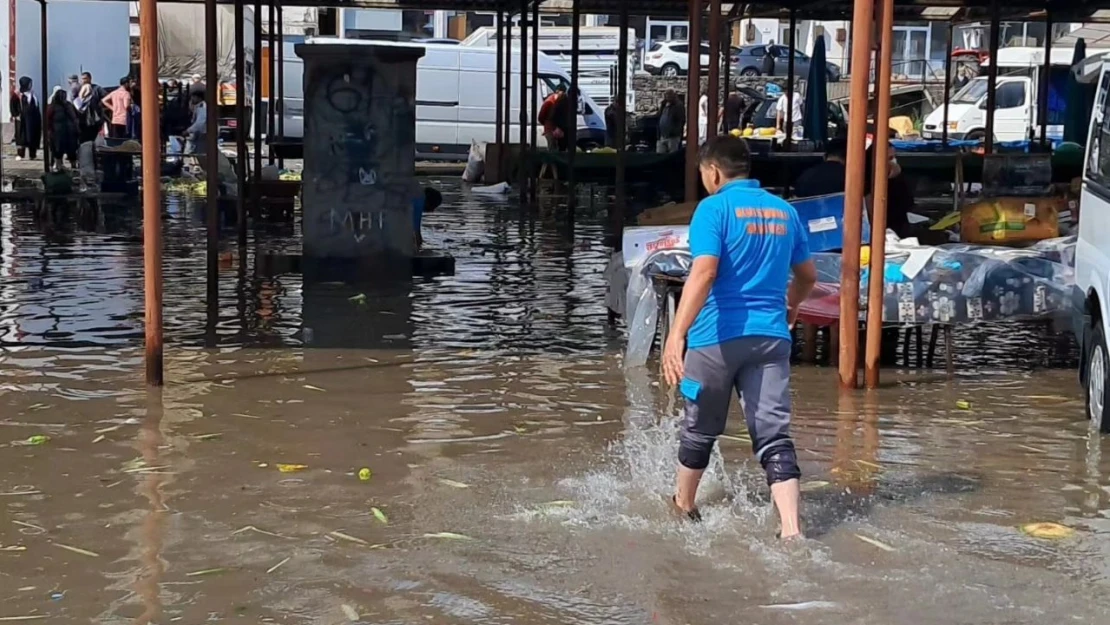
296, 42, 425, 260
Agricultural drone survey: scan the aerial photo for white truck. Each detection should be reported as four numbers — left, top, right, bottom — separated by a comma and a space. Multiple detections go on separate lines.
922, 46, 1105, 144
156, 4, 256, 139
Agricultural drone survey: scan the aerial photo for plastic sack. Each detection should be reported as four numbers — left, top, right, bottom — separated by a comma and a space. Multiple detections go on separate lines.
462, 140, 486, 183
471, 181, 511, 194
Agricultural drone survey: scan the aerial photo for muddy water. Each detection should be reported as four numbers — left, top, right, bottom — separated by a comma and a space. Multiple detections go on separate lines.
1, 184, 1108, 624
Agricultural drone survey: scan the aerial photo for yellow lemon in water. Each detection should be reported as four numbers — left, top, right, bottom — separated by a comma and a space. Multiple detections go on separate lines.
1020, 522, 1075, 540
358, 468, 372, 481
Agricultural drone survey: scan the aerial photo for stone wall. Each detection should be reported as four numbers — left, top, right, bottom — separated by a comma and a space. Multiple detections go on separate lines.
632, 75, 800, 116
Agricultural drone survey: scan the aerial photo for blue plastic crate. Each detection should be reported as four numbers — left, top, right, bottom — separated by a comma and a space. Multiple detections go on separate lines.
790, 192, 871, 253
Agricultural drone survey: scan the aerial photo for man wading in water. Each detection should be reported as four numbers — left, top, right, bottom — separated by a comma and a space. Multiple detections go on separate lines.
662, 136, 817, 539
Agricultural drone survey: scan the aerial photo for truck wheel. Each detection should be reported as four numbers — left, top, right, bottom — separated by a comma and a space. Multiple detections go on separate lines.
662, 63, 681, 77
965, 129, 987, 143
741, 67, 760, 77
1086, 320, 1110, 433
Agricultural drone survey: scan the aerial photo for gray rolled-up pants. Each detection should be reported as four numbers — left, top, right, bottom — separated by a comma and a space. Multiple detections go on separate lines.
678, 336, 800, 485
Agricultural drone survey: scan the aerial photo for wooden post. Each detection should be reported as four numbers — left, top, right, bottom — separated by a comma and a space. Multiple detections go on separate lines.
614, 0, 629, 251
684, 0, 702, 202
838, 0, 875, 390
205, 0, 219, 312
785, 9, 796, 148
529, 0, 540, 203
253, 0, 263, 189
40, 0, 48, 173
267, 0, 276, 164
140, 0, 164, 386
495, 10, 504, 166
942, 24, 953, 147
707, 0, 721, 139
519, 0, 529, 205
1039, 11, 1053, 147
277, 1, 285, 169
984, 2, 1000, 154
235, 0, 247, 248
864, 0, 895, 389
567, 0, 581, 216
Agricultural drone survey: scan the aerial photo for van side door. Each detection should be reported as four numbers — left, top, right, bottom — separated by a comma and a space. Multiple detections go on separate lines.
416, 48, 461, 156
1079, 69, 1110, 342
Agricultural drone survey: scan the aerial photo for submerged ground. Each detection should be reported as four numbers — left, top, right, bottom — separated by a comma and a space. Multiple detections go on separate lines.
1, 181, 1107, 624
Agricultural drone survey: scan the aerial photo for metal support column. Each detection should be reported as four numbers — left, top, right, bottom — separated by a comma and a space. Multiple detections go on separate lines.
277, 1, 285, 168
865, 0, 895, 389
519, 0, 529, 205
205, 0, 220, 332
722, 16, 731, 124
40, 0, 48, 173
253, 0, 263, 189
684, 0, 702, 202
267, 1, 276, 164
707, 0, 721, 139
503, 10, 514, 165
838, 0, 875, 390
235, 1, 247, 247
614, 0, 629, 251
1040, 11, 1053, 147
529, 0, 540, 203
785, 9, 797, 148
495, 11, 504, 173
140, 0, 164, 385
942, 24, 953, 147
567, 0, 581, 216
984, 2, 1001, 154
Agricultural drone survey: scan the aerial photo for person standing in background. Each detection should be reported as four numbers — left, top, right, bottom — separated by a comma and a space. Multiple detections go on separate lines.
46, 86, 80, 170
656, 89, 685, 153
101, 77, 133, 139
537, 85, 566, 150
723, 90, 744, 133
76, 72, 106, 144
184, 89, 208, 154
775, 86, 804, 140
10, 76, 42, 160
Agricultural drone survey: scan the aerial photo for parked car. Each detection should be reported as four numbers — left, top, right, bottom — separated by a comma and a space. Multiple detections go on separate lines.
735, 86, 847, 134
733, 44, 841, 82
643, 40, 740, 77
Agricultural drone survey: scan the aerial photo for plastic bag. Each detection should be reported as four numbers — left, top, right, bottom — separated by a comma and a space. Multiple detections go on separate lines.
462, 140, 486, 183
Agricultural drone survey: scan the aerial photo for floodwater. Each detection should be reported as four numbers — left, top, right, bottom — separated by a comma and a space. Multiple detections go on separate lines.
1, 182, 1108, 624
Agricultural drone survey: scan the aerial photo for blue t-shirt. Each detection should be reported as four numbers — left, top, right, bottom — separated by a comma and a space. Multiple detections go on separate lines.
686, 179, 810, 349
412, 196, 425, 232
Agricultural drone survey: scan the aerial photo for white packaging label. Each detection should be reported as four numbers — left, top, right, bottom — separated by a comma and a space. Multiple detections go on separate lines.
808, 216, 837, 233
1024, 203, 1037, 218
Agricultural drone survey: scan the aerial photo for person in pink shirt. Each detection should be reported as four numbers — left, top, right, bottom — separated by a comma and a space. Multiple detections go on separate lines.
101, 77, 133, 139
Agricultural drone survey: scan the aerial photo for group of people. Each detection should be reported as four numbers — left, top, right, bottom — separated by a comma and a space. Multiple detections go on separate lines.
8, 71, 210, 171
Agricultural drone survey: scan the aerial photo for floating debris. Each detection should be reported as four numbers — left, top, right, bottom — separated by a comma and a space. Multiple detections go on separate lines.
358, 468, 372, 481
91, 435, 106, 444
423, 532, 473, 541
303, 384, 326, 392
854, 534, 896, 552
329, 531, 370, 546
760, 601, 838, 611
266, 556, 291, 574
348, 294, 367, 305
276, 464, 308, 473
191, 433, 223, 441
1020, 522, 1075, 540
340, 604, 360, 622
371, 507, 388, 524
0, 615, 49, 622
1, 545, 27, 552
956, 400, 972, 410
54, 543, 99, 558
437, 478, 469, 489
185, 568, 227, 577
800, 480, 832, 492
231, 525, 289, 539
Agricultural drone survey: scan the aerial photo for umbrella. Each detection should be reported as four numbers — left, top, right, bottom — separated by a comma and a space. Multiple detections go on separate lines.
1063, 38, 1090, 144
803, 35, 829, 146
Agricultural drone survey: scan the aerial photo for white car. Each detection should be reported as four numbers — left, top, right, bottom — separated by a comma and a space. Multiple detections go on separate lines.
643, 40, 710, 77
1078, 57, 1110, 432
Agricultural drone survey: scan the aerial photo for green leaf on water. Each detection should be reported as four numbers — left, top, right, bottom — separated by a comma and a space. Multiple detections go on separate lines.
371, 507, 388, 524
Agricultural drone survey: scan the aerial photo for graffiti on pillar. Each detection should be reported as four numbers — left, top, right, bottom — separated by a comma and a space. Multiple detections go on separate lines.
323, 209, 386, 243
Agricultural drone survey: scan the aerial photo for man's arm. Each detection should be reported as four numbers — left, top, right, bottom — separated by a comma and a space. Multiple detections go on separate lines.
185, 106, 206, 135
670, 256, 718, 341
787, 259, 817, 326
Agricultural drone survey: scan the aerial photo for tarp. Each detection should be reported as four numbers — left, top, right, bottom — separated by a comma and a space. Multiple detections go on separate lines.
157, 6, 253, 83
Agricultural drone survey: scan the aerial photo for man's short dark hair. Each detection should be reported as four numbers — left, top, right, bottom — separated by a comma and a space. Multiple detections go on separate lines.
825, 136, 848, 160
698, 136, 751, 179
119, 76, 130, 87
81, 72, 92, 80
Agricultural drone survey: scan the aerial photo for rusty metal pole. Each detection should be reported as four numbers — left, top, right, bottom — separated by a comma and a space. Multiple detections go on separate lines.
205, 0, 219, 313
864, 0, 895, 389
40, 0, 48, 173
614, 0, 629, 250
707, 0, 721, 139
785, 9, 797, 148
567, 0, 581, 217
984, 3, 1000, 154
722, 16, 731, 124
140, 0, 164, 386
518, 0, 529, 205
684, 0, 702, 202
503, 12, 513, 164
235, 1, 247, 248
838, 0, 875, 390
1040, 11, 1052, 147
277, 1, 285, 169
529, 0, 540, 203
253, 0, 263, 189
495, 11, 504, 173
267, 0, 276, 164
942, 24, 953, 147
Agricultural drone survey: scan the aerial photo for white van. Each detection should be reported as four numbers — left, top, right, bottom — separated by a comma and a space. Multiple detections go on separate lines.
282, 37, 607, 160
1077, 56, 1110, 432
922, 46, 1105, 144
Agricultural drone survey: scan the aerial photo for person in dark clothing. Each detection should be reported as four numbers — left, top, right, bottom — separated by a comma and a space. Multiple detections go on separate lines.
723, 91, 744, 132
76, 72, 106, 144
46, 87, 80, 169
792, 135, 848, 199
604, 100, 624, 148
761, 45, 776, 76
656, 89, 685, 153
10, 76, 42, 160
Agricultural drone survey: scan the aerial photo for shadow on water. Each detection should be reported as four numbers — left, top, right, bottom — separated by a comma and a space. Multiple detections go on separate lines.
1, 182, 1108, 624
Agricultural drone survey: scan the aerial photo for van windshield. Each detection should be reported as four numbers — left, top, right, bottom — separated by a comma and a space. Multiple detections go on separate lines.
539, 74, 569, 96
952, 79, 988, 104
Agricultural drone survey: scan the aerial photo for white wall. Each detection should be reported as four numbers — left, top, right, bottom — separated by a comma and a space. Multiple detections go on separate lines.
5, 0, 130, 122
